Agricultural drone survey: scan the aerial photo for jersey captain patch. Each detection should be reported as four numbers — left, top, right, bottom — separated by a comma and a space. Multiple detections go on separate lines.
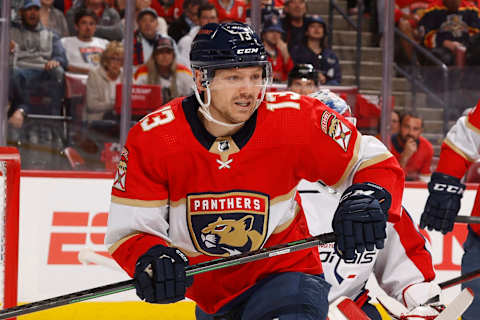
113, 147, 129, 191
187, 191, 269, 257
321, 110, 352, 152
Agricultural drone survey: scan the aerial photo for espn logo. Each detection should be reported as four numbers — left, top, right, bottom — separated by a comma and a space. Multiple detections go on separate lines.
48, 211, 110, 265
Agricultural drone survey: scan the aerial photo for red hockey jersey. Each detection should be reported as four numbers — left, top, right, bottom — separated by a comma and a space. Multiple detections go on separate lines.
106, 92, 404, 314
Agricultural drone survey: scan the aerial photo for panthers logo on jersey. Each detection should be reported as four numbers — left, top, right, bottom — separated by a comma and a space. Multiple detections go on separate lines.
187, 191, 269, 257
321, 110, 352, 152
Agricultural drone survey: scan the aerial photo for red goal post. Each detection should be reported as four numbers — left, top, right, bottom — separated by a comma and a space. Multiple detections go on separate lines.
0, 147, 20, 311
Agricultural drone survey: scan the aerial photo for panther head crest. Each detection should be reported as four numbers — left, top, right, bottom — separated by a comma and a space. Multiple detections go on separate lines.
200, 215, 263, 256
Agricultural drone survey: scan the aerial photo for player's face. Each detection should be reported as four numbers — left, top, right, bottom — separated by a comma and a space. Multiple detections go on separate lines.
399, 115, 423, 142
289, 78, 317, 95
138, 14, 158, 39
207, 66, 264, 124
154, 49, 174, 68
21, 6, 40, 28
76, 16, 97, 41
199, 9, 218, 26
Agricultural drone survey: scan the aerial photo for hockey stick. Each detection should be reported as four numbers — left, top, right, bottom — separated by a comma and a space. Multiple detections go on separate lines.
439, 266, 480, 290
454, 215, 480, 224
0, 232, 336, 319
422, 267, 480, 305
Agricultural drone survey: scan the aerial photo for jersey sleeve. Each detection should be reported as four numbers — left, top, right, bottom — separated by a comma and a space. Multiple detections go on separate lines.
436, 101, 480, 178
293, 95, 404, 222
105, 110, 173, 277
373, 207, 436, 301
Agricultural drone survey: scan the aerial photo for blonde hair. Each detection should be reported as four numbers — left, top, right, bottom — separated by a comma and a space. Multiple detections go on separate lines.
145, 51, 178, 98
100, 41, 124, 68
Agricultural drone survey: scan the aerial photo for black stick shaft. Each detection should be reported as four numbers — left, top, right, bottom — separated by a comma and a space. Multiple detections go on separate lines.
439, 267, 480, 290
0, 232, 336, 319
455, 215, 480, 224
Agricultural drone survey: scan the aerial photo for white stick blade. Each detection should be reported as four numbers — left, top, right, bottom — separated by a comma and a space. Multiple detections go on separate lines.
435, 288, 474, 320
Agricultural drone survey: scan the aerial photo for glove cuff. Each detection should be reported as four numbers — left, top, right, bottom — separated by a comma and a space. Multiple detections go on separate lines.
429, 172, 466, 196
431, 172, 463, 185
136, 245, 189, 268
341, 182, 392, 215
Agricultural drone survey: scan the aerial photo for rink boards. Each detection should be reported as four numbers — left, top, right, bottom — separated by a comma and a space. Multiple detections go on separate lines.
16, 172, 478, 319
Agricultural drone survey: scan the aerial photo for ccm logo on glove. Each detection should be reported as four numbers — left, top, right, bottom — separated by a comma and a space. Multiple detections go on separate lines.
432, 183, 464, 194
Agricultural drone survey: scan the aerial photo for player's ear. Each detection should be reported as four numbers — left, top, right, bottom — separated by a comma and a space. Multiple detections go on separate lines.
194, 69, 206, 92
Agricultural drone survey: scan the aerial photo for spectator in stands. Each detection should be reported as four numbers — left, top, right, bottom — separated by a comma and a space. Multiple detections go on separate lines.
150, 0, 183, 24
281, 0, 308, 50
61, 8, 109, 75
210, 0, 248, 23
133, 7, 163, 67
390, 111, 433, 181
177, 2, 218, 67
10, 0, 68, 115
121, 0, 168, 35
66, 0, 123, 41
261, 14, 293, 82
85, 41, 123, 121
394, 0, 432, 63
7, 67, 29, 130
290, 15, 342, 85
391, 109, 401, 134
246, 0, 281, 26
40, 0, 69, 37
418, 0, 480, 66
133, 35, 194, 104
287, 64, 319, 95
168, 0, 202, 42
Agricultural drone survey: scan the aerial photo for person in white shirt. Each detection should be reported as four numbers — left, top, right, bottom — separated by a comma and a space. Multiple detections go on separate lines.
61, 7, 108, 75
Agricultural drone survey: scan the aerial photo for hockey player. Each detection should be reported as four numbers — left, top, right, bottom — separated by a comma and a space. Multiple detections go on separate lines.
420, 98, 480, 320
304, 90, 441, 320
105, 22, 404, 319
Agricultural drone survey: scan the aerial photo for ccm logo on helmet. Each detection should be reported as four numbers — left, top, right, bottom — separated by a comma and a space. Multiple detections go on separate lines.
236, 48, 259, 54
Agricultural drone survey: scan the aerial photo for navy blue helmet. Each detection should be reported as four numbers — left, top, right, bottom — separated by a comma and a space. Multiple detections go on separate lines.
190, 22, 271, 86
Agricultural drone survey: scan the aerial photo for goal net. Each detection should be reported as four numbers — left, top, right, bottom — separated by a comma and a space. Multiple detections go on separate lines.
0, 147, 20, 311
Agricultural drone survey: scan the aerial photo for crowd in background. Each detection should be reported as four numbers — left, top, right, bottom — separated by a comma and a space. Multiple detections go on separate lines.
5, 0, 480, 175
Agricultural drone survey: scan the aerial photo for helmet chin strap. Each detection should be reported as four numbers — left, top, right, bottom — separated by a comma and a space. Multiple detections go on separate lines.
194, 85, 245, 128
